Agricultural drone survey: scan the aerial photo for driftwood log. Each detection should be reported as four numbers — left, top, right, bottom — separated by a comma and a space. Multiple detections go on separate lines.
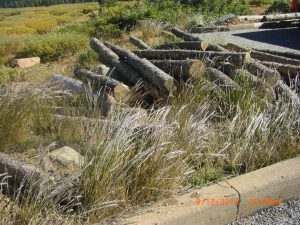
171, 27, 202, 41
52, 74, 85, 94
105, 42, 177, 96
190, 26, 230, 33
52, 74, 118, 116
74, 68, 131, 102
245, 61, 281, 85
218, 62, 236, 75
224, 43, 300, 66
149, 59, 206, 81
237, 12, 300, 22
231, 69, 275, 101
261, 62, 300, 78
170, 27, 226, 52
0, 153, 55, 195
129, 36, 150, 50
90, 38, 156, 96
134, 50, 250, 68
207, 68, 239, 90
253, 49, 300, 61
94, 64, 110, 75
160, 30, 179, 42
275, 80, 300, 107
155, 41, 209, 51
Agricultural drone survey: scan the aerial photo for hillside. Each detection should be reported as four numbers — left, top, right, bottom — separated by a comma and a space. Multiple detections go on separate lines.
0, 0, 96, 8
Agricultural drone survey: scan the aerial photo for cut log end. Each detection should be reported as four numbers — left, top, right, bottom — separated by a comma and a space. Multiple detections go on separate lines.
114, 84, 132, 102
189, 60, 206, 78
200, 41, 209, 51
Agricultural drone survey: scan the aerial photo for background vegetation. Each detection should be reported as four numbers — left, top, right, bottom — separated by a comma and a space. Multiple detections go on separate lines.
0, 0, 96, 8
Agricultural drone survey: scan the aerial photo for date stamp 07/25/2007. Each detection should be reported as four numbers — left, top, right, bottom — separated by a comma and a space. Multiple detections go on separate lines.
195, 197, 283, 206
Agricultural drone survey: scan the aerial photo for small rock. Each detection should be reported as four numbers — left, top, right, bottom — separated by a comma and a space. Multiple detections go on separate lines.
11, 57, 40, 68
49, 146, 84, 168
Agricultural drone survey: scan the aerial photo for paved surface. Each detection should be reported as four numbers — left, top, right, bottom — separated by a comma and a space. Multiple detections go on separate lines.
229, 197, 300, 225
200, 27, 300, 53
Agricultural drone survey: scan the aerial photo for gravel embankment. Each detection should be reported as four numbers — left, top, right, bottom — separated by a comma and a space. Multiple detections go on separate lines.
229, 197, 300, 225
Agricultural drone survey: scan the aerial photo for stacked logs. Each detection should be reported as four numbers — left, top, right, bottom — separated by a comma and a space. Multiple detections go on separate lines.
54, 27, 300, 116
5, 26, 300, 202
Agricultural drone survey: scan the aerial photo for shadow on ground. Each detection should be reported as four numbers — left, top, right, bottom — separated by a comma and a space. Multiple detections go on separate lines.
233, 28, 300, 50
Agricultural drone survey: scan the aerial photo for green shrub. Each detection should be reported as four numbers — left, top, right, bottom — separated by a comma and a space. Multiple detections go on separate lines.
76, 49, 99, 70
17, 33, 88, 62
0, 66, 26, 85
198, 0, 250, 16
265, 0, 290, 14
248, 0, 264, 6
57, 21, 94, 34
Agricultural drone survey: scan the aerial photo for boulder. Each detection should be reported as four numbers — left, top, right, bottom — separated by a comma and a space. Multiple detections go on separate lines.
49, 146, 84, 168
11, 57, 40, 68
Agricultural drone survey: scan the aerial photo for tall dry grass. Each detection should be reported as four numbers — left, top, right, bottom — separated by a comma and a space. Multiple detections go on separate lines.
0, 72, 299, 224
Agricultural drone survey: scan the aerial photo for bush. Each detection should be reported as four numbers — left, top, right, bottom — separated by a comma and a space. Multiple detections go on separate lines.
0, 66, 26, 85
198, 0, 250, 16
76, 49, 99, 70
265, 0, 290, 14
25, 20, 58, 34
17, 33, 88, 63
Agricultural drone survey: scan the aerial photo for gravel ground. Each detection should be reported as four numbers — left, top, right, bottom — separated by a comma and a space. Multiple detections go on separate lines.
229, 197, 300, 225
199, 27, 300, 53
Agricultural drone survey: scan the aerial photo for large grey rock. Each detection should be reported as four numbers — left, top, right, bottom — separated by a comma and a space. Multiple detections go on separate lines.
49, 146, 84, 168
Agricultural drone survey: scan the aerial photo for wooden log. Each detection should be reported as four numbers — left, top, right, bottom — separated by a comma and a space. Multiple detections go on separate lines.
161, 30, 179, 42
94, 64, 110, 75
245, 61, 281, 86
105, 42, 176, 96
207, 68, 239, 89
275, 80, 300, 107
134, 50, 250, 68
90, 38, 156, 96
224, 43, 300, 66
206, 44, 228, 52
0, 153, 53, 194
231, 69, 275, 101
74, 68, 131, 102
260, 19, 300, 29
228, 22, 263, 30
190, 26, 230, 33
250, 50, 300, 66
129, 36, 150, 49
170, 27, 201, 41
214, 13, 237, 25
171, 27, 226, 52
228, 20, 300, 30
149, 59, 206, 81
253, 49, 300, 61
155, 41, 209, 51
51, 74, 85, 94
218, 62, 236, 75
237, 12, 300, 22
261, 61, 300, 78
